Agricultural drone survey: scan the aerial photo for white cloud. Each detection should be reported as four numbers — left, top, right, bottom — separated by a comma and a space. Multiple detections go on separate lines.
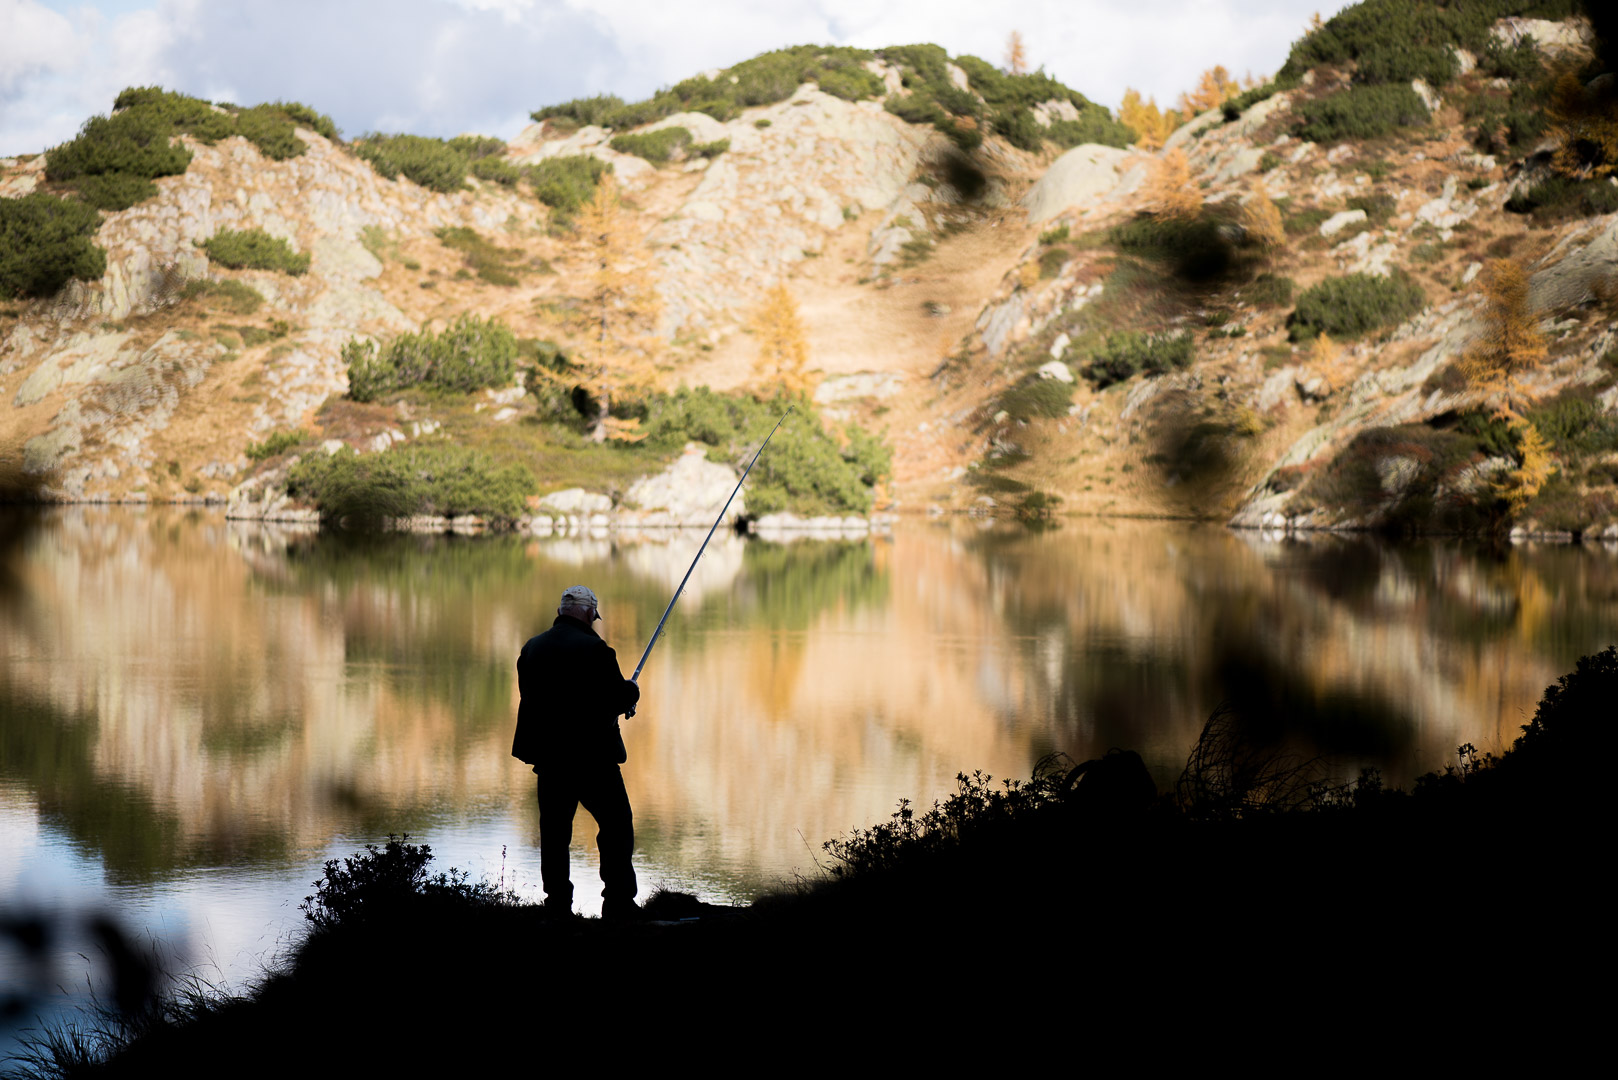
2, 0, 1357, 157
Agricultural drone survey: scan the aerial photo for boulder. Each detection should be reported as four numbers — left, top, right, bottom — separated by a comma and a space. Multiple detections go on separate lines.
623, 444, 743, 526
1022, 144, 1132, 224
538, 488, 613, 515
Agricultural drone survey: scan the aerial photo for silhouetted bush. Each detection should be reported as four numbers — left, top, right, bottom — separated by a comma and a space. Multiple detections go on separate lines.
1295, 83, 1429, 142
1081, 330, 1195, 389
200, 228, 310, 275
300, 836, 515, 931
287, 444, 537, 525
525, 155, 611, 217
1289, 272, 1425, 341
609, 126, 691, 164
351, 134, 468, 192
0, 193, 107, 298
345, 314, 518, 402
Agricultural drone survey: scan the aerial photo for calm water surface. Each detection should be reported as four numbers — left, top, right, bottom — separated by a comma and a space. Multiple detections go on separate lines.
3, 507, 1616, 1047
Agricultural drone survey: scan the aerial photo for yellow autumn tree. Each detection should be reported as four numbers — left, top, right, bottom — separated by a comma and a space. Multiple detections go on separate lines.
1004, 31, 1028, 76
570, 173, 662, 441
1178, 65, 1241, 116
1308, 332, 1344, 392
750, 282, 812, 397
1147, 147, 1202, 221
1458, 257, 1555, 510
1120, 89, 1179, 150
1240, 187, 1285, 250
1546, 70, 1618, 179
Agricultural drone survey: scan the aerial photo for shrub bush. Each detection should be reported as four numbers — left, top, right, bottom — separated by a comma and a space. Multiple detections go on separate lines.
299, 837, 511, 930
201, 228, 311, 274
1504, 176, 1618, 221
1111, 214, 1241, 283
434, 226, 522, 285
1245, 272, 1295, 307
1081, 330, 1195, 389
525, 155, 611, 217
1289, 272, 1426, 341
609, 127, 691, 164
287, 444, 537, 525
817, 66, 885, 101
68, 172, 160, 211
692, 139, 730, 159
447, 135, 505, 159
345, 314, 518, 401
641, 387, 888, 515
470, 157, 521, 186
532, 94, 627, 129
1295, 83, 1429, 143
0, 193, 107, 299
181, 278, 264, 315
997, 376, 1076, 419
1346, 192, 1397, 223
246, 429, 313, 461
352, 134, 468, 193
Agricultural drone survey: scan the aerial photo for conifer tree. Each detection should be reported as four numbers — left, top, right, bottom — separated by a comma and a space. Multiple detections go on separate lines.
1178, 66, 1240, 115
1004, 31, 1028, 76
1147, 147, 1201, 221
573, 174, 661, 441
750, 282, 812, 397
1119, 89, 1177, 150
1240, 187, 1285, 250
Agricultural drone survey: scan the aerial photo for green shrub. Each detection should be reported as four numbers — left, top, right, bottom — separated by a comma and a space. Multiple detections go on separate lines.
532, 94, 627, 128
994, 107, 1045, 152
345, 314, 518, 401
1505, 176, 1618, 220
692, 139, 730, 159
1223, 79, 1289, 122
1284, 207, 1332, 234
470, 157, 521, 186
1081, 331, 1195, 389
997, 376, 1076, 419
181, 278, 264, 314
642, 387, 887, 515
271, 101, 339, 141
1039, 224, 1070, 245
246, 428, 313, 461
434, 226, 522, 285
1347, 192, 1397, 223
68, 172, 161, 211
609, 127, 692, 164
201, 228, 311, 274
352, 134, 468, 192
0, 193, 107, 299
886, 94, 947, 125
1246, 273, 1295, 307
1039, 247, 1070, 278
1528, 392, 1618, 457
1289, 272, 1426, 341
1111, 214, 1241, 283
525, 155, 611, 217
232, 105, 304, 161
816, 66, 885, 101
287, 444, 538, 525
447, 135, 505, 159
1278, 0, 1577, 87
1295, 83, 1429, 143
1045, 112, 1135, 150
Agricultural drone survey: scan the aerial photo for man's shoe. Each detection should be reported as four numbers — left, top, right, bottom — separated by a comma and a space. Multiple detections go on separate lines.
602, 898, 640, 921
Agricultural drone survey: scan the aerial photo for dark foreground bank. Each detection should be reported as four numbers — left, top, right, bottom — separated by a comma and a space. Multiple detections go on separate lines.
11, 648, 1614, 1074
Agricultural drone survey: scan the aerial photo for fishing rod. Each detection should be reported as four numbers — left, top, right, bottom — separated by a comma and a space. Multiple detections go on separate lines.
625, 406, 793, 713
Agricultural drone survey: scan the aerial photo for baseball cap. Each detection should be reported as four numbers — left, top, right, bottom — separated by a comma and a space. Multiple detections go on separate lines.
560, 584, 601, 617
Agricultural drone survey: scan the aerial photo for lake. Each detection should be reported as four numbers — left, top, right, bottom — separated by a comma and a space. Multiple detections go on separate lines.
3, 507, 1616, 1050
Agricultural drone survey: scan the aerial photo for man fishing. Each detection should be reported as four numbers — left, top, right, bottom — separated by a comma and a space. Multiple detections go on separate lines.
513, 585, 641, 920
511, 408, 792, 921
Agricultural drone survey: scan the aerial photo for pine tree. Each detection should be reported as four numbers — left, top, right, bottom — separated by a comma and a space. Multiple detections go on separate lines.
1147, 148, 1201, 221
750, 282, 812, 397
1178, 66, 1240, 116
1004, 31, 1028, 76
1120, 89, 1177, 150
574, 174, 661, 441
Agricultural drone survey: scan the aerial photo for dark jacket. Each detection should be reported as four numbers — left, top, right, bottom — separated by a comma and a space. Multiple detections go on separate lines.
512, 614, 640, 768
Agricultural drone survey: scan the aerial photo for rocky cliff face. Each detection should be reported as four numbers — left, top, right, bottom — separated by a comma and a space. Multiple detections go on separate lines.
4, 12, 1616, 538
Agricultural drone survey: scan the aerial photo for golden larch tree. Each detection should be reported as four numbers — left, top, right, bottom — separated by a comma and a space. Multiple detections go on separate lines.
1120, 89, 1178, 150
1240, 186, 1285, 250
750, 282, 812, 397
1178, 66, 1241, 115
1147, 147, 1202, 221
572, 173, 662, 441
1458, 257, 1555, 511
1004, 31, 1028, 76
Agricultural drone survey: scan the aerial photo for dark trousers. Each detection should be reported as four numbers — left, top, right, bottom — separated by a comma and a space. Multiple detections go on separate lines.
536, 764, 636, 909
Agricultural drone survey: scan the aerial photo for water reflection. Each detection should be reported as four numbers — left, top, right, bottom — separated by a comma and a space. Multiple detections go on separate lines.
2, 509, 1615, 911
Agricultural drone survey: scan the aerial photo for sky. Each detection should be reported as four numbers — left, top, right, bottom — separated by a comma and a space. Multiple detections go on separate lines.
0, 0, 1357, 156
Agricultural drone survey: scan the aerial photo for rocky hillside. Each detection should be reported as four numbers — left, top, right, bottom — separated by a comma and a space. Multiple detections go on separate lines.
3, 6, 1616, 539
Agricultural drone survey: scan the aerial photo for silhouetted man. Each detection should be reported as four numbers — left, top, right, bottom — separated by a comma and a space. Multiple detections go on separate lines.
513, 585, 641, 919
